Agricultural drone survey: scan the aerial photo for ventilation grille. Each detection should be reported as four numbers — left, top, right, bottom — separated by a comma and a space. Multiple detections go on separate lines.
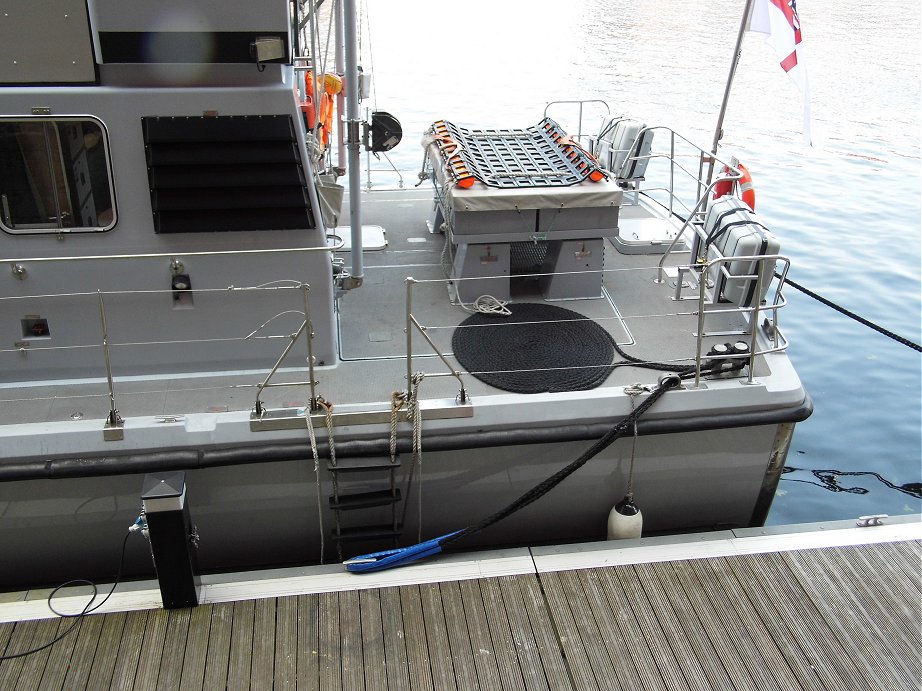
142, 115, 314, 233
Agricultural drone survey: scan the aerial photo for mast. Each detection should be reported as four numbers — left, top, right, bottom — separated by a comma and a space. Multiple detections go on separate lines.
343, 0, 363, 287
708, 0, 755, 182
334, 0, 347, 173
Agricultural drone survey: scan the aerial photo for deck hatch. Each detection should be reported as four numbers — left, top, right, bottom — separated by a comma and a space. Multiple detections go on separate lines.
142, 115, 314, 233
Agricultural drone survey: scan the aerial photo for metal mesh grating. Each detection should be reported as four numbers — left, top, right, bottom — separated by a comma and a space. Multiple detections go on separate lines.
510, 241, 548, 274
427, 118, 605, 188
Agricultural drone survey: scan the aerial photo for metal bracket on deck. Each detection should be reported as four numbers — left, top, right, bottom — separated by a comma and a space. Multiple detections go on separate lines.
249, 398, 474, 432
103, 409, 124, 441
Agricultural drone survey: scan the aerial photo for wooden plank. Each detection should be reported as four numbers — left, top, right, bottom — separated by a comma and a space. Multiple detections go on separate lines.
721, 554, 825, 691
318, 591, 342, 691
179, 604, 213, 691
685, 557, 796, 691
0, 620, 38, 687
109, 610, 150, 691
418, 582, 456, 690
609, 565, 689, 691
559, 569, 629, 691
476, 577, 527, 691
457, 578, 503, 691
670, 559, 758, 691
630, 562, 721, 691
784, 548, 916, 690
273, 595, 298, 691
13, 618, 61, 691
874, 541, 922, 591
397, 585, 435, 691
133, 608, 170, 690
85, 611, 128, 691
378, 587, 411, 691
438, 580, 480, 690
642, 561, 734, 691
338, 590, 363, 690
821, 546, 921, 668
535, 571, 596, 690
37, 616, 83, 691
227, 599, 255, 691
60, 611, 106, 691
202, 602, 234, 691
697, 558, 805, 691
359, 589, 387, 690
845, 544, 921, 614
251, 597, 276, 691
0, 622, 14, 657
594, 565, 671, 691
157, 607, 192, 691
596, 567, 685, 689
761, 550, 891, 690
296, 593, 320, 691
510, 573, 573, 691
735, 553, 866, 690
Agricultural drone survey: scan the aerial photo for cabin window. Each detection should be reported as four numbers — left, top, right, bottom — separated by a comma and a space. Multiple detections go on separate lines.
0, 118, 116, 234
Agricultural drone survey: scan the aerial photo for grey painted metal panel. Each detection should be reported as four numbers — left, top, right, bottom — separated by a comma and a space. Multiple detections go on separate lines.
0, 0, 96, 83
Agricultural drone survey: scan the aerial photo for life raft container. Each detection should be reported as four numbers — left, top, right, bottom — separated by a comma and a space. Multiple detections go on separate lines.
713, 161, 755, 211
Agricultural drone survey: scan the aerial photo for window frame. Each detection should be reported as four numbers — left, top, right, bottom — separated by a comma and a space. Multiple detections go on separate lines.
0, 115, 117, 235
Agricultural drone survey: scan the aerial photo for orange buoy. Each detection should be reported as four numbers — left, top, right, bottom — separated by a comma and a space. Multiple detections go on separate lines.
713, 161, 755, 211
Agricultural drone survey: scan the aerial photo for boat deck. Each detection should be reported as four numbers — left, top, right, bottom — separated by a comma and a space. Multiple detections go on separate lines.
0, 189, 758, 427
1, 520, 918, 690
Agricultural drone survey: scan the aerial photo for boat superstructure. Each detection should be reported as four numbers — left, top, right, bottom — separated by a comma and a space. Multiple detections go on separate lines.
0, 0, 810, 588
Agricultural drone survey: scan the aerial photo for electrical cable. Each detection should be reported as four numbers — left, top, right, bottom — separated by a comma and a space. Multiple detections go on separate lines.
0, 530, 134, 661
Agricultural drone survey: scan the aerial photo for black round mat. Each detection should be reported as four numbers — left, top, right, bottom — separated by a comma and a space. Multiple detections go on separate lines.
451, 303, 615, 393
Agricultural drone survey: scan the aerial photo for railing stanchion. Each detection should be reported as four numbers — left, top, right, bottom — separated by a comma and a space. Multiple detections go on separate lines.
302, 284, 319, 410
97, 290, 123, 439
405, 277, 415, 394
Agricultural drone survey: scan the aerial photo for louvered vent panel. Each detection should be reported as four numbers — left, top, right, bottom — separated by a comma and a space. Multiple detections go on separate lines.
142, 115, 314, 233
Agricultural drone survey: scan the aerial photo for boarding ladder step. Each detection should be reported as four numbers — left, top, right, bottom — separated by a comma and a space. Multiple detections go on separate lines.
327, 456, 404, 558
327, 457, 400, 472
332, 524, 403, 543
329, 488, 402, 511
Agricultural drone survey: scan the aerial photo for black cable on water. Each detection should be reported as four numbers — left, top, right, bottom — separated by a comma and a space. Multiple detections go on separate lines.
777, 273, 922, 353
0, 530, 134, 661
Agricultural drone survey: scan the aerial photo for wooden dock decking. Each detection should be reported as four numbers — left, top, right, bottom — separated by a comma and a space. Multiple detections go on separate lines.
1, 522, 919, 690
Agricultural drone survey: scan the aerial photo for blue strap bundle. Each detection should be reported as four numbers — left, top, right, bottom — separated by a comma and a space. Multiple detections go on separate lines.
342, 531, 462, 573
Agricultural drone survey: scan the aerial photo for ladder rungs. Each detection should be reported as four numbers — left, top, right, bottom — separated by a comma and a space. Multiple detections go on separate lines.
328, 457, 400, 472
329, 489, 401, 511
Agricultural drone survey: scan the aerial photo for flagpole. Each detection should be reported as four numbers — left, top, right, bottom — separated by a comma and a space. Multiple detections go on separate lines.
708, 0, 756, 182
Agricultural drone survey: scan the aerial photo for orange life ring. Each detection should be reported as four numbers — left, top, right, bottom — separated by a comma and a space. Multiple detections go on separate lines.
713, 162, 755, 211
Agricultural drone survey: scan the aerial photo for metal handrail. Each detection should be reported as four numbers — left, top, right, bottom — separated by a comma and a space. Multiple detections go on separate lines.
402, 260, 788, 391
692, 253, 790, 387
543, 100, 611, 142
2, 239, 342, 266
405, 277, 468, 403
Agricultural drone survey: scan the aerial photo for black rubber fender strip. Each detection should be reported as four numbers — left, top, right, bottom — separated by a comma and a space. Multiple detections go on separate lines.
0, 395, 812, 482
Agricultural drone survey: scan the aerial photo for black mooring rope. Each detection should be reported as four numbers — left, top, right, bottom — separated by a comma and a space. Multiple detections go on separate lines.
440, 374, 682, 548
777, 273, 922, 353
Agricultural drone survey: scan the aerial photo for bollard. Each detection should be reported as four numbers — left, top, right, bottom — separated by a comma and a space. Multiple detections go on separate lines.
141, 471, 199, 609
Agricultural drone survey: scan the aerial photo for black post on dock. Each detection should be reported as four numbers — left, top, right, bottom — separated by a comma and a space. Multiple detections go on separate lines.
141, 471, 199, 609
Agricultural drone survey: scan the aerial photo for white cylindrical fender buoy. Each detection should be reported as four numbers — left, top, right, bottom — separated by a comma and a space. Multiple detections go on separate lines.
607, 494, 643, 540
